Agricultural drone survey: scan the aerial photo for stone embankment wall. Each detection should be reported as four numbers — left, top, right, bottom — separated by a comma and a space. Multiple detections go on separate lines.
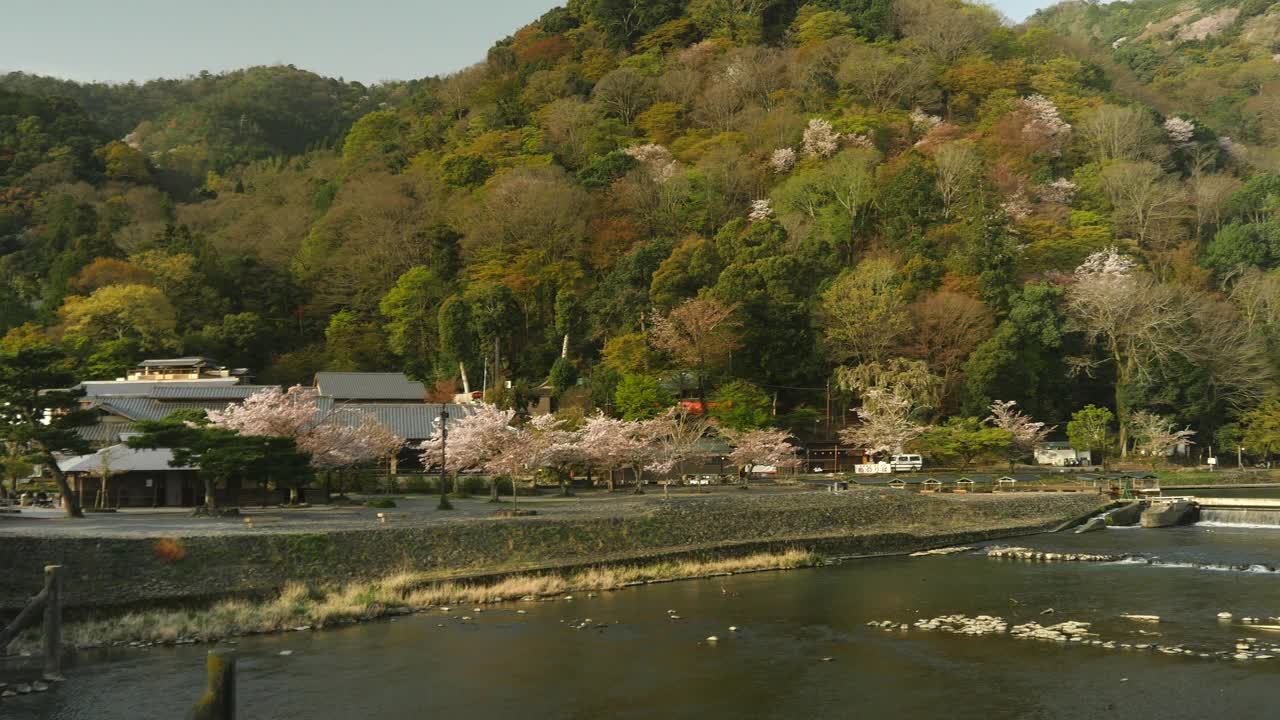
0, 492, 1105, 611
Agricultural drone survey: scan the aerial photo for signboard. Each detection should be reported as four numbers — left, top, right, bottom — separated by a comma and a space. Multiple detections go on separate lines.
854, 462, 892, 475
1207, 457, 1218, 465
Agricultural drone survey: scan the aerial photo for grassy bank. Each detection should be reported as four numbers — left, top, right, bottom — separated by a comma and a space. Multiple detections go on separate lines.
1151, 469, 1280, 486
8, 549, 820, 653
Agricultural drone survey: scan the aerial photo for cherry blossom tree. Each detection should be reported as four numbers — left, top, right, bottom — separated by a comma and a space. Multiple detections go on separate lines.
526, 413, 586, 496
646, 407, 716, 493
839, 388, 927, 461
1163, 117, 1196, 148
419, 404, 516, 501
987, 400, 1055, 470
722, 427, 799, 484
580, 413, 628, 491
209, 386, 404, 502
1129, 411, 1195, 469
770, 147, 797, 173
802, 118, 840, 157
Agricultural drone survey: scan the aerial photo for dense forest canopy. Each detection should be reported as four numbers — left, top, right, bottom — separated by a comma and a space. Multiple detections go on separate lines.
2, 0, 1279, 453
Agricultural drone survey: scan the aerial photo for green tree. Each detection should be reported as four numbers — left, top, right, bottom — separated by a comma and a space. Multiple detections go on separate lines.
438, 295, 478, 385
324, 310, 388, 372
0, 345, 98, 517
1067, 405, 1115, 470
1240, 400, 1280, 464
614, 374, 673, 420
918, 417, 1012, 471
709, 380, 772, 431
380, 266, 448, 379
128, 420, 312, 512
59, 284, 179, 353
549, 356, 579, 394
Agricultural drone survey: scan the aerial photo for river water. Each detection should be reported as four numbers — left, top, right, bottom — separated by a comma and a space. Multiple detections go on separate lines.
6, 521, 1280, 719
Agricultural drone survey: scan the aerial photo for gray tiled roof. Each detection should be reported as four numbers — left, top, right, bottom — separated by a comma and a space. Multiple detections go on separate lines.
92, 398, 241, 422
146, 384, 278, 400
59, 445, 193, 473
313, 372, 426, 401
77, 379, 242, 398
137, 357, 221, 367
316, 399, 476, 440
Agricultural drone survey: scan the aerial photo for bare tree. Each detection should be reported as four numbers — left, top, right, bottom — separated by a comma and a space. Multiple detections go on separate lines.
1189, 172, 1242, 242
1100, 161, 1189, 251
895, 0, 1000, 65
899, 291, 994, 411
594, 67, 655, 126
539, 98, 602, 168
649, 297, 742, 408
1067, 249, 1196, 455
1078, 105, 1164, 163
933, 143, 979, 219
837, 43, 932, 111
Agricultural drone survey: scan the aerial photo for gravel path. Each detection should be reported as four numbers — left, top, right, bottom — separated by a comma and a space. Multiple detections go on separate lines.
0, 487, 1102, 539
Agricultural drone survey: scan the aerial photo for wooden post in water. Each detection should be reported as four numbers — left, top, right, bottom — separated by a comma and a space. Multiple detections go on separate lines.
190, 650, 236, 720
42, 564, 63, 681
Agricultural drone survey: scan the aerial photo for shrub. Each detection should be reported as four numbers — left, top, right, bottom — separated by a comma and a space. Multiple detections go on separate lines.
365, 498, 397, 509
153, 537, 186, 563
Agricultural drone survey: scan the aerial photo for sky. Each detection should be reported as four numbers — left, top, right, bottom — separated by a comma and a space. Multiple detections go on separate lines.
2, 0, 1059, 86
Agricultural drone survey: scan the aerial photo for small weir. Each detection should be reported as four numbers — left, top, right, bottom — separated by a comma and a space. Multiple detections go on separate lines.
1198, 507, 1280, 527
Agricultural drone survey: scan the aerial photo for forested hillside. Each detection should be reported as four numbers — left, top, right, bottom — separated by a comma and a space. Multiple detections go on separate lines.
3, 0, 1279, 451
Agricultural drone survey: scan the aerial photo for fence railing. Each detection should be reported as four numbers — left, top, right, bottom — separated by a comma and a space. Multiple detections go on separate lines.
0, 564, 64, 680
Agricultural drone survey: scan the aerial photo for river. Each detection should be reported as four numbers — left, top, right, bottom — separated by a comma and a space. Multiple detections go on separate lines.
5, 521, 1280, 719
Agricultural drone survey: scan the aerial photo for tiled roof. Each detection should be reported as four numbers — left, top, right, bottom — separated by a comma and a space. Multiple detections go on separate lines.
313, 372, 426, 401
146, 384, 277, 400
137, 357, 220, 367
77, 379, 242, 398
92, 398, 241, 422
59, 445, 193, 473
317, 399, 477, 440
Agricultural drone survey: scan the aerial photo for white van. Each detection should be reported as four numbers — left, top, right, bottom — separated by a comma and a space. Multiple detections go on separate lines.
889, 454, 923, 472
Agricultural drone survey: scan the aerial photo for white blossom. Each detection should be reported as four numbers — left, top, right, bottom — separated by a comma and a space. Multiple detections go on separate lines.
802, 118, 841, 158
1218, 136, 1248, 163
987, 400, 1054, 460
769, 147, 797, 173
1019, 94, 1071, 156
1001, 191, 1033, 221
1075, 247, 1137, 278
748, 198, 773, 222
909, 108, 942, 132
625, 143, 677, 183
1037, 178, 1078, 205
839, 388, 927, 460
1163, 117, 1196, 147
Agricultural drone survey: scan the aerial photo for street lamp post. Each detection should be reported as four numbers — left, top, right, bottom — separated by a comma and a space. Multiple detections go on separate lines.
437, 405, 452, 510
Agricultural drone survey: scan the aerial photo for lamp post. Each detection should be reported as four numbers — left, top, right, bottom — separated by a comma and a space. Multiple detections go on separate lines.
1239, 446, 1244, 469
437, 405, 452, 510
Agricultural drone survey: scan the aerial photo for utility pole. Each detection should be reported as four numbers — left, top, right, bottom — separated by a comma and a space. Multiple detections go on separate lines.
825, 380, 832, 440
437, 405, 452, 510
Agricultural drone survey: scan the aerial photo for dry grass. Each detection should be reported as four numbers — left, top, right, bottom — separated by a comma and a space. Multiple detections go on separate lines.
12, 549, 819, 652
